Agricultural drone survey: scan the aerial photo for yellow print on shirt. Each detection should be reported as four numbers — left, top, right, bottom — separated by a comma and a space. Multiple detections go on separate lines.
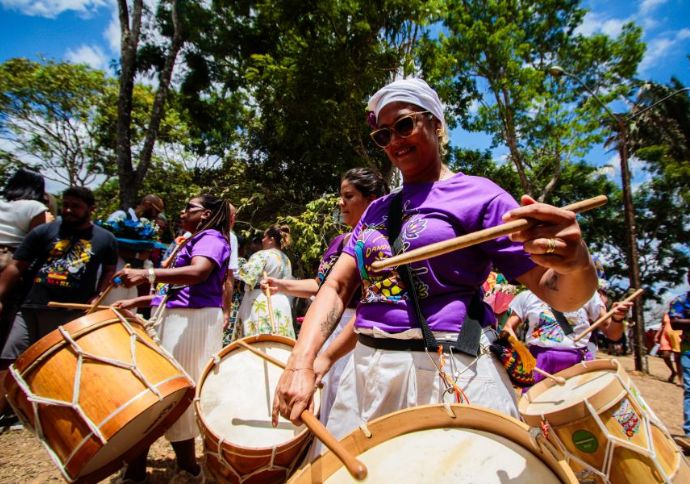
36, 238, 94, 288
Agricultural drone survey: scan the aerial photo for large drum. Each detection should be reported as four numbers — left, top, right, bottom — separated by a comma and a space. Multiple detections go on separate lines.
519, 359, 690, 483
196, 334, 319, 483
4, 308, 195, 483
289, 404, 577, 483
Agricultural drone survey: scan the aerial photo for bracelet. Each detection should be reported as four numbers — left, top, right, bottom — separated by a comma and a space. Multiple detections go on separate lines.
286, 367, 314, 372
147, 268, 156, 295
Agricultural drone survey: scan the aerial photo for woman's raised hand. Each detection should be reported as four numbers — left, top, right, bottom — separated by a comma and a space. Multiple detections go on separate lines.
112, 267, 147, 287
503, 195, 592, 274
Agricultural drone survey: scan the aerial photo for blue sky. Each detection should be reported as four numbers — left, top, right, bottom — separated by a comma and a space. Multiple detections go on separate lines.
1, 0, 687, 177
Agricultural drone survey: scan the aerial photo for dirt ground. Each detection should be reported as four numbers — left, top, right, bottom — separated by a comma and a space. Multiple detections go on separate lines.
0, 352, 686, 483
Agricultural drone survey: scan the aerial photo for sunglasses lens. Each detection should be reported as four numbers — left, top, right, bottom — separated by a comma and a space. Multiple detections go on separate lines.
371, 129, 391, 148
394, 115, 416, 136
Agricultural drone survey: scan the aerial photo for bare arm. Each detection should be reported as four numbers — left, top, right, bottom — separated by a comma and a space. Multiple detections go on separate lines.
502, 314, 522, 340
313, 315, 357, 386
223, 270, 234, 328
112, 294, 156, 309
272, 254, 359, 425
28, 211, 53, 231
262, 276, 320, 299
113, 256, 215, 287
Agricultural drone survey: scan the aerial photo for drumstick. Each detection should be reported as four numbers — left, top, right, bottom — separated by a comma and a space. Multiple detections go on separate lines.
533, 367, 566, 385
237, 339, 368, 480
573, 288, 644, 342
371, 195, 608, 270
48, 302, 111, 310
86, 283, 116, 314
263, 271, 277, 334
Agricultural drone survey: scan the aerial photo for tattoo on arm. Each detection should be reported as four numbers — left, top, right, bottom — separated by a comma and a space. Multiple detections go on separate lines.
320, 301, 344, 339
545, 272, 559, 292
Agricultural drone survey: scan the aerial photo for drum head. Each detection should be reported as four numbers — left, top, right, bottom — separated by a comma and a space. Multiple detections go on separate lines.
290, 404, 576, 483
198, 335, 319, 449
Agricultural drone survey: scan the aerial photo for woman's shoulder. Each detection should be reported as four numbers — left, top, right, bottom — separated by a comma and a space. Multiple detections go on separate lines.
8, 199, 48, 216
442, 172, 511, 200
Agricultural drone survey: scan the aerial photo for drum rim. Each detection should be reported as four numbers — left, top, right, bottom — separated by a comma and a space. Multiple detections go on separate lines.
519, 359, 630, 426
195, 334, 313, 454
288, 403, 577, 483
12, 308, 143, 375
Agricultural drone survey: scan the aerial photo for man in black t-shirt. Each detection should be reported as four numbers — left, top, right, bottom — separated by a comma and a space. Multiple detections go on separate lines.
0, 186, 118, 359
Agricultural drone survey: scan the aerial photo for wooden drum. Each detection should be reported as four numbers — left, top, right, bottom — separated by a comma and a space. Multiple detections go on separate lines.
195, 334, 319, 483
519, 359, 690, 483
4, 308, 195, 483
289, 404, 577, 483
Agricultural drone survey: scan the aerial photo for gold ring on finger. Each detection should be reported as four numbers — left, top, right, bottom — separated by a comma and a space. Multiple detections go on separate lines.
546, 238, 557, 254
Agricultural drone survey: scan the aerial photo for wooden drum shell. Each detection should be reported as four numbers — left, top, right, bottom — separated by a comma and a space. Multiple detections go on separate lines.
5, 308, 195, 483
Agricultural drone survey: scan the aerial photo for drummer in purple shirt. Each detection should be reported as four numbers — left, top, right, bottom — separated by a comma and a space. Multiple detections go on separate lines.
272, 78, 599, 448
112, 194, 232, 482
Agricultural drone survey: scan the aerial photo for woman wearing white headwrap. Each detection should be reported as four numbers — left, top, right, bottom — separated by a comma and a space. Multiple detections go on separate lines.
272, 78, 598, 452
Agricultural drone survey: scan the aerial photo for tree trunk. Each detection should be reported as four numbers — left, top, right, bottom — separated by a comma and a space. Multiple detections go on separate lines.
116, 0, 143, 210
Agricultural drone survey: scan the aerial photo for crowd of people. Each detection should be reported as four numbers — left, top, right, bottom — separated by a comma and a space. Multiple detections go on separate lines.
0, 77, 689, 480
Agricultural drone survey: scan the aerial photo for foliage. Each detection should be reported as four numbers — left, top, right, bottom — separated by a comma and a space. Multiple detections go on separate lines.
0, 58, 116, 187
278, 195, 345, 278
419, 0, 644, 200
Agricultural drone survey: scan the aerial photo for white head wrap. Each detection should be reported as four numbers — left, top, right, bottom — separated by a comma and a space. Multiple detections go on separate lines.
367, 78, 446, 134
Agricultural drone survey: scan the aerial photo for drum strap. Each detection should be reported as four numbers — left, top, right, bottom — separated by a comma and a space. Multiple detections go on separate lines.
550, 307, 575, 335
386, 191, 483, 356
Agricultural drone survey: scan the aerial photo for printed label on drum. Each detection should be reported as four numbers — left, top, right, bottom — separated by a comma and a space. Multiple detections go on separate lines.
613, 398, 640, 438
572, 430, 598, 453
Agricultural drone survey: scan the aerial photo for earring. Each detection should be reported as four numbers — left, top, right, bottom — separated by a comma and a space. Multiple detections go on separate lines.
436, 129, 442, 137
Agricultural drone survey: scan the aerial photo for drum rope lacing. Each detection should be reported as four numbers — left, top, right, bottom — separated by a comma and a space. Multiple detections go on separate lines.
197, 344, 311, 483
422, 344, 490, 404
538, 370, 674, 484
7, 310, 192, 483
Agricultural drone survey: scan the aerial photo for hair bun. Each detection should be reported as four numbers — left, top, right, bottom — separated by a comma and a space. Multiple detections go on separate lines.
280, 225, 291, 249
280, 225, 290, 234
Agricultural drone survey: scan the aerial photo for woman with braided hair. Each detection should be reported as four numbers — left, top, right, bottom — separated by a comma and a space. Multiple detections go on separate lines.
112, 193, 232, 482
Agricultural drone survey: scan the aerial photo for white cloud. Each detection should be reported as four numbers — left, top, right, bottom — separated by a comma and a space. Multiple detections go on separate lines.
639, 0, 668, 15
104, 8, 120, 53
576, 12, 626, 37
639, 28, 690, 72
0, 0, 109, 18
65, 44, 108, 70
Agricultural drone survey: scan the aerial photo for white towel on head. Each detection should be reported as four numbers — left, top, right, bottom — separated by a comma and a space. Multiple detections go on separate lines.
367, 78, 446, 133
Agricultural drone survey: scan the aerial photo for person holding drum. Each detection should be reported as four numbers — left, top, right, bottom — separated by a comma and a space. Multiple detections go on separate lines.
272, 77, 601, 448
237, 224, 294, 337
503, 287, 630, 384
262, 167, 388, 425
112, 194, 232, 482
669, 271, 690, 452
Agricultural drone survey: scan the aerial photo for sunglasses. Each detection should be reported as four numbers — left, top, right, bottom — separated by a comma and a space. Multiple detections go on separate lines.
184, 202, 205, 213
369, 111, 431, 148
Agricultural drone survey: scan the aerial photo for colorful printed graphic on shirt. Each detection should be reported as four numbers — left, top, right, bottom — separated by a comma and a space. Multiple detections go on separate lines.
317, 252, 340, 286
612, 398, 641, 438
353, 214, 431, 305
531, 311, 566, 344
35, 238, 94, 288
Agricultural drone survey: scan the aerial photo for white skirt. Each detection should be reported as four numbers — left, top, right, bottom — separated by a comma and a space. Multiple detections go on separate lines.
314, 328, 517, 456
157, 307, 224, 442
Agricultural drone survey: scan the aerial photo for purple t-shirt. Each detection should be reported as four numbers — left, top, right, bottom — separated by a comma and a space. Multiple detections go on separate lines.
153, 229, 230, 309
342, 173, 536, 333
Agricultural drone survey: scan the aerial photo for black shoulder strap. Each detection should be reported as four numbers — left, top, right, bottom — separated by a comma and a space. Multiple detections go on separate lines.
386, 191, 482, 355
550, 307, 575, 335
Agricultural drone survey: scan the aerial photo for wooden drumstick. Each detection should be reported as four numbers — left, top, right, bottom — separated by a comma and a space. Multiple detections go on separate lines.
573, 288, 644, 343
371, 195, 608, 271
237, 339, 368, 480
48, 302, 110, 311
533, 367, 566, 385
263, 271, 277, 334
86, 283, 116, 314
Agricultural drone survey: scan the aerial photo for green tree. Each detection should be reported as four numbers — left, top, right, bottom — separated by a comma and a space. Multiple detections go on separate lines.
419, 0, 644, 201
0, 58, 115, 187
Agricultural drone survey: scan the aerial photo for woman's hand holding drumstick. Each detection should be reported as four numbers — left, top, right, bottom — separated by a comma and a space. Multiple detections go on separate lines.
573, 288, 643, 343
263, 270, 277, 334
238, 340, 368, 480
